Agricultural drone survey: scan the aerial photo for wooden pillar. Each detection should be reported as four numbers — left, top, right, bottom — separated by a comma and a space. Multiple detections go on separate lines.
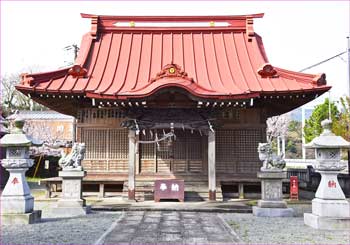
208, 130, 216, 201
128, 130, 136, 200
238, 183, 244, 199
99, 183, 105, 198
135, 134, 140, 174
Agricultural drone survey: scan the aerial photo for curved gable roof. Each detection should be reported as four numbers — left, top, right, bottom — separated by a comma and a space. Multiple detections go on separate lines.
16, 13, 330, 101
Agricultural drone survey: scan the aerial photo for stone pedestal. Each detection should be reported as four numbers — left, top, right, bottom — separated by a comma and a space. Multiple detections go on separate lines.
52, 170, 90, 217
253, 171, 294, 217
0, 167, 41, 224
304, 171, 350, 230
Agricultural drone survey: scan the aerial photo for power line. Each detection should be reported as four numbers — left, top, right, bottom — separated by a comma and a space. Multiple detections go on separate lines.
299, 51, 347, 72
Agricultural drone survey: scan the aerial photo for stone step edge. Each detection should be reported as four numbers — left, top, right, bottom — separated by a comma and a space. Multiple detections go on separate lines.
91, 206, 252, 213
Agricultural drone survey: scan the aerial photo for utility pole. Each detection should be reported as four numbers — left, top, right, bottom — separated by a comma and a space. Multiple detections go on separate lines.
346, 36, 350, 97
347, 36, 350, 175
63, 44, 79, 66
302, 107, 306, 160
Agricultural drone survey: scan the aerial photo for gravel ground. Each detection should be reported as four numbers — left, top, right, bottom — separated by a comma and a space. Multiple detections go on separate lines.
222, 213, 350, 244
0, 210, 122, 245
2, 200, 349, 245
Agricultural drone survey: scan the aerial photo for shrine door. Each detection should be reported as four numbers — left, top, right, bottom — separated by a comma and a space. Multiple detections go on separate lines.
139, 130, 206, 175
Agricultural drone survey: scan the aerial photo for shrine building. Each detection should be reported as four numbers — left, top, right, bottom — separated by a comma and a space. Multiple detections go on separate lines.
16, 13, 330, 201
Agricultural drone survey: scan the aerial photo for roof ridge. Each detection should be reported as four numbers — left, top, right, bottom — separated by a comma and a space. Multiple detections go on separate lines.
80, 13, 265, 20
82, 13, 264, 35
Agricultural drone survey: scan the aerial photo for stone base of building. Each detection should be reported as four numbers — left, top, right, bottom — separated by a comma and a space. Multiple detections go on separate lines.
304, 213, 350, 230
1, 210, 41, 225
253, 206, 294, 217
51, 206, 91, 218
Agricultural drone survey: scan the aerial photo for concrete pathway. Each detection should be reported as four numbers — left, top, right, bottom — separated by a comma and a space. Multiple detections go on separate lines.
100, 211, 240, 244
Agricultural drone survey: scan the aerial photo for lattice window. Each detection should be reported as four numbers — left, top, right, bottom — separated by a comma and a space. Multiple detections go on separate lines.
157, 139, 171, 160
140, 132, 155, 159
81, 128, 128, 160
216, 128, 262, 173
187, 132, 203, 160
235, 129, 261, 161
173, 130, 187, 160
81, 129, 108, 159
109, 129, 128, 159
216, 130, 236, 162
237, 161, 260, 173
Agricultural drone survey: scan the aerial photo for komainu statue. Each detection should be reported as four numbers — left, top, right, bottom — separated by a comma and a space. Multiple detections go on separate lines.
59, 143, 86, 170
257, 142, 286, 171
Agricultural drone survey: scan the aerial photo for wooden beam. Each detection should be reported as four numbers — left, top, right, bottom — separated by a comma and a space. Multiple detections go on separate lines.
208, 130, 216, 201
128, 130, 136, 200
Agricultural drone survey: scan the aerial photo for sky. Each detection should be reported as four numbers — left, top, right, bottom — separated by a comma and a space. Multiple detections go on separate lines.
1, 1, 349, 107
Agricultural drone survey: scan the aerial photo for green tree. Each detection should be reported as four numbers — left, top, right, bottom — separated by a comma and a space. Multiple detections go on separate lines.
285, 120, 302, 158
334, 96, 350, 141
304, 98, 340, 143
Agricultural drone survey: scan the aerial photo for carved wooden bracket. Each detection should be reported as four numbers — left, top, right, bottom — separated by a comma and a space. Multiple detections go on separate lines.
246, 18, 254, 42
68, 65, 87, 78
257, 63, 278, 78
90, 15, 98, 39
20, 73, 34, 86
312, 73, 327, 86
150, 63, 194, 83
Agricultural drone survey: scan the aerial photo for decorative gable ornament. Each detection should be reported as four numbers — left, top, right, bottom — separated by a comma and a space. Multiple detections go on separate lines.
312, 73, 327, 86
151, 63, 194, 83
257, 63, 278, 78
68, 65, 87, 78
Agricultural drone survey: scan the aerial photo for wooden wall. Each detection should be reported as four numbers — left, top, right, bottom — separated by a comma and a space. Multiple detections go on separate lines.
76, 107, 266, 177
76, 108, 128, 172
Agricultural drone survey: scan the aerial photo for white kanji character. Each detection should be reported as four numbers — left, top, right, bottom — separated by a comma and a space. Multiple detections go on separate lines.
160, 183, 167, 191
171, 183, 179, 192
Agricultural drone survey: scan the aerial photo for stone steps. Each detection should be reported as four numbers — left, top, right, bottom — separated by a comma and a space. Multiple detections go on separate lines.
122, 181, 223, 201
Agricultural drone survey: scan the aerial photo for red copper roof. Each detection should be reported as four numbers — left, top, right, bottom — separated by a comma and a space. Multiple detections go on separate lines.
16, 13, 330, 100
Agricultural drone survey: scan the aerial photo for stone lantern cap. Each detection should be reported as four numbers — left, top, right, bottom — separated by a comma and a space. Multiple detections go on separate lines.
0, 119, 42, 147
305, 119, 350, 149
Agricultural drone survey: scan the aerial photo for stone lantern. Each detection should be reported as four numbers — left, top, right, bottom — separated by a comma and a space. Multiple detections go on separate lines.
304, 119, 350, 230
0, 119, 42, 224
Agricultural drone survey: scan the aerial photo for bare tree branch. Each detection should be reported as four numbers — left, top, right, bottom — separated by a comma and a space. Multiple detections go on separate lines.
266, 114, 291, 142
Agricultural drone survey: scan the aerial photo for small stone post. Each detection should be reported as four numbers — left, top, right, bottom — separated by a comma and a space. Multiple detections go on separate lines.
253, 142, 294, 217
0, 119, 42, 224
53, 142, 90, 217
304, 119, 350, 230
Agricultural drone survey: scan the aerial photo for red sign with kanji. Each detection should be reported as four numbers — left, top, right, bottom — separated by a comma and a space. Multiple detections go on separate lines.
11, 177, 19, 185
328, 180, 336, 188
154, 179, 184, 202
290, 176, 299, 200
